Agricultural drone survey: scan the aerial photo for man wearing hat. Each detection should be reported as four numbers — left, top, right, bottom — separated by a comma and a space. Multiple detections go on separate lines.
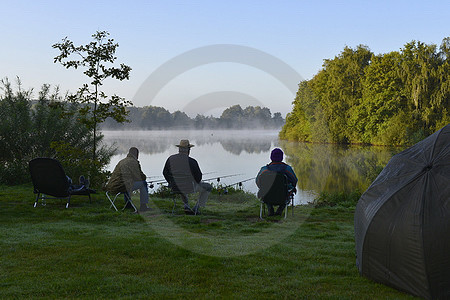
256, 148, 298, 216
163, 139, 212, 215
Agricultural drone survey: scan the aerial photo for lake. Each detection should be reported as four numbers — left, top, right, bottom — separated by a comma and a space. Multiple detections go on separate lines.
102, 130, 403, 204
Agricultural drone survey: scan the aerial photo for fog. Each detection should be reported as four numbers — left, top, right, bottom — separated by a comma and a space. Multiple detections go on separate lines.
102, 129, 279, 156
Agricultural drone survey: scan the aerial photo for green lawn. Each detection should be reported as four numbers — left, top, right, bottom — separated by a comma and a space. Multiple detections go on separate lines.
0, 185, 416, 299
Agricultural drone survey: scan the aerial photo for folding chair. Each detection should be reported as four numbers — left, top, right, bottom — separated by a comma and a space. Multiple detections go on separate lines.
29, 158, 93, 208
257, 170, 294, 219
105, 190, 138, 213
167, 177, 199, 215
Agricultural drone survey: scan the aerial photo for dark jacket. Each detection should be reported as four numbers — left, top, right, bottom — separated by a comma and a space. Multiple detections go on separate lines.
256, 162, 298, 190
106, 153, 146, 194
163, 153, 202, 194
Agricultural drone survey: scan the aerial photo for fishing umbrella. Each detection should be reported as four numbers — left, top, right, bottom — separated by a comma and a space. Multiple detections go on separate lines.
354, 124, 450, 299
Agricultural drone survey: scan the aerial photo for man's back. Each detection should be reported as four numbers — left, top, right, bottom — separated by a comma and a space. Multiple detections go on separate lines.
106, 150, 146, 194
163, 153, 202, 194
257, 161, 297, 189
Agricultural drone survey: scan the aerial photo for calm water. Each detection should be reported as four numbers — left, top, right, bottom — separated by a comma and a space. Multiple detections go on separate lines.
102, 130, 403, 204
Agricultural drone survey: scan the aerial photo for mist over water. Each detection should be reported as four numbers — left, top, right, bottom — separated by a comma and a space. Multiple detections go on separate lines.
103, 130, 402, 205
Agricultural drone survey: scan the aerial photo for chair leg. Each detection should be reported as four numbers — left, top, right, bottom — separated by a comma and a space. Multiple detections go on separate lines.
66, 196, 70, 209
291, 201, 294, 217
172, 196, 177, 215
33, 193, 40, 207
106, 191, 119, 211
193, 196, 201, 215
123, 193, 138, 213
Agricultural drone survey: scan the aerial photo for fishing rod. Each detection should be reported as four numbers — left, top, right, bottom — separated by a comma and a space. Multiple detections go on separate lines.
146, 175, 164, 179
147, 172, 221, 189
202, 173, 243, 182
146, 171, 215, 181
217, 177, 256, 194
222, 177, 256, 188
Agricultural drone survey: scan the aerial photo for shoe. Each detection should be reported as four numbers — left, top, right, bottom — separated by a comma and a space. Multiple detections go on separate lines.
79, 175, 90, 188
139, 205, 151, 212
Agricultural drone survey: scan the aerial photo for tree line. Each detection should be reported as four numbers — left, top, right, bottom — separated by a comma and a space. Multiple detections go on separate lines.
280, 37, 449, 146
101, 104, 285, 130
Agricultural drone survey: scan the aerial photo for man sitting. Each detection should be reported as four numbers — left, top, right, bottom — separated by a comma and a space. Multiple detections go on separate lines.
106, 147, 150, 212
163, 139, 212, 215
256, 148, 297, 216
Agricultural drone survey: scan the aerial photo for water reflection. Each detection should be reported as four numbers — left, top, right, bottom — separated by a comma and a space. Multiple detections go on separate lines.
102, 130, 404, 204
103, 130, 277, 155
280, 140, 403, 193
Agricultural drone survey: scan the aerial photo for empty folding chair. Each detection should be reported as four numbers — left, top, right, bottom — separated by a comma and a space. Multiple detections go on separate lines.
29, 158, 93, 208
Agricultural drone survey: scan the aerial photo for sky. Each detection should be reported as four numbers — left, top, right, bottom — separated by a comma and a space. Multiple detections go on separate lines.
1, 0, 449, 117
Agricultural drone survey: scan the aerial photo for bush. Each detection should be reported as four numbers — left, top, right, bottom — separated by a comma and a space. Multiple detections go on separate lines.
0, 79, 115, 187
313, 190, 362, 208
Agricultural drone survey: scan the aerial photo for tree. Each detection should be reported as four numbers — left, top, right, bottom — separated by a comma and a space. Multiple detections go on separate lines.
52, 31, 132, 160
220, 105, 244, 128
281, 37, 449, 146
358, 51, 406, 144
311, 45, 372, 143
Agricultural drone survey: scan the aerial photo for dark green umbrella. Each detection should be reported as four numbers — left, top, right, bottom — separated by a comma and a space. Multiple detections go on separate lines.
354, 124, 450, 299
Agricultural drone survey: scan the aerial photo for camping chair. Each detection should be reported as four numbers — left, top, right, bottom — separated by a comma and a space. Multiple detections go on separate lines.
167, 176, 199, 215
257, 171, 294, 219
29, 158, 93, 208
105, 190, 138, 213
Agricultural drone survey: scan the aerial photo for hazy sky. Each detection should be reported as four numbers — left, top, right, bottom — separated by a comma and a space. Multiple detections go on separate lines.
1, 0, 448, 117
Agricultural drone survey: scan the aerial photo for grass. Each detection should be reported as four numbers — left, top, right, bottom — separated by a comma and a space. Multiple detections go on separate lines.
0, 185, 416, 299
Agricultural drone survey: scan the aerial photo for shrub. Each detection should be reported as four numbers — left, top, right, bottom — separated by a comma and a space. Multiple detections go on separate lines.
0, 78, 115, 187
313, 190, 362, 208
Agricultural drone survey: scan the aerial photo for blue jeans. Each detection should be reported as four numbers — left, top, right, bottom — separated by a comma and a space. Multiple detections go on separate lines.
194, 181, 212, 208
179, 181, 212, 209
124, 181, 149, 206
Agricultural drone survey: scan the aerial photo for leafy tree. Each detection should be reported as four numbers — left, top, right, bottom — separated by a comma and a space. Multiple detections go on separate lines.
311, 45, 372, 143
272, 112, 285, 128
358, 51, 406, 144
220, 105, 244, 128
52, 31, 132, 160
280, 80, 330, 142
172, 110, 192, 128
140, 106, 173, 129
101, 104, 284, 130
282, 37, 449, 146
435, 38, 450, 129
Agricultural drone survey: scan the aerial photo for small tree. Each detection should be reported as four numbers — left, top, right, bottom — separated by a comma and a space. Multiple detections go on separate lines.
52, 31, 132, 160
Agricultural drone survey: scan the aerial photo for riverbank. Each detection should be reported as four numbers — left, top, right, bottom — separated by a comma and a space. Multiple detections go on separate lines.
0, 185, 414, 299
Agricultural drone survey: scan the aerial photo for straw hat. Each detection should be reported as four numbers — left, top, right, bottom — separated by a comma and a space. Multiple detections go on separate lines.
176, 139, 195, 148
